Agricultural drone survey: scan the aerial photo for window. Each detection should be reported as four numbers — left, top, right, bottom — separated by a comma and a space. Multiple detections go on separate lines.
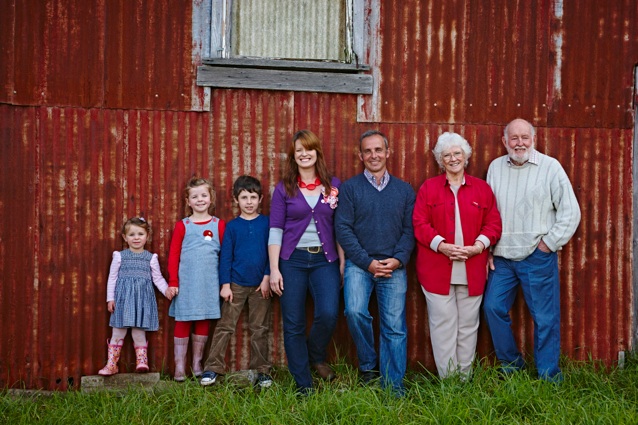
196, 0, 372, 94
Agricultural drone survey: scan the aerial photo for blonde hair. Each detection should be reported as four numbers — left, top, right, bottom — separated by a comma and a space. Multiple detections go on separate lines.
183, 177, 216, 216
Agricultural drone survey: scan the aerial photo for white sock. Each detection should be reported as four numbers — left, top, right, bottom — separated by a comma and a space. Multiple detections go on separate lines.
131, 328, 147, 347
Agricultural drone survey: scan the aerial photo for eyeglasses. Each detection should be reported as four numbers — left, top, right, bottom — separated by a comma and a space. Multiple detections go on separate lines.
442, 151, 464, 161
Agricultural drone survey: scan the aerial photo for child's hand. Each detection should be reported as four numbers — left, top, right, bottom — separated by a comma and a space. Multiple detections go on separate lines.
165, 287, 178, 300
107, 301, 115, 313
220, 284, 233, 303
258, 276, 271, 299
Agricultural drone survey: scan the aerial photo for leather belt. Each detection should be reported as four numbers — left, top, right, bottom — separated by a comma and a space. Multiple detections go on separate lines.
297, 246, 322, 254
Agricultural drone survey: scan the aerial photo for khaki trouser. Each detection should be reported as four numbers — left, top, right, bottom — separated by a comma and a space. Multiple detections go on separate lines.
203, 283, 272, 374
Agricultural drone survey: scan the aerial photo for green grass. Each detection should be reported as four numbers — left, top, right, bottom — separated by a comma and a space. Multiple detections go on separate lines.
2, 355, 638, 424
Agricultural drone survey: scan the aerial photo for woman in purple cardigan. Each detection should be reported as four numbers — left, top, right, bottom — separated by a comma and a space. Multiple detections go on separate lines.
268, 129, 344, 395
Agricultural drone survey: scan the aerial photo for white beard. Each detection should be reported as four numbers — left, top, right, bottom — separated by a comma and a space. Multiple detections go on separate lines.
507, 146, 533, 164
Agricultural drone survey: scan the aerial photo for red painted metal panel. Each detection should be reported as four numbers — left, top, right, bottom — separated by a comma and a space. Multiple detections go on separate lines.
1, 0, 204, 111
0, 106, 38, 389
0, 0, 636, 391
373, 0, 637, 128
103, 0, 195, 110
0, 0, 16, 104
546, 0, 638, 128
0, 104, 633, 389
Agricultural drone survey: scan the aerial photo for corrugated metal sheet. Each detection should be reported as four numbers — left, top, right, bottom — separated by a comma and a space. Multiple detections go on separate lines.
232, 0, 346, 60
0, 0, 207, 111
365, 0, 637, 128
0, 0, 637, 390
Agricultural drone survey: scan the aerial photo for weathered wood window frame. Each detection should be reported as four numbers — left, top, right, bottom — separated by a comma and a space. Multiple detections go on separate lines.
196, 0, 372, 94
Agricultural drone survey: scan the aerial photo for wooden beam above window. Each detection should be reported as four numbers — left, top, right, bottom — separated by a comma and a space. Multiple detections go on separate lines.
202, 58, 370, 72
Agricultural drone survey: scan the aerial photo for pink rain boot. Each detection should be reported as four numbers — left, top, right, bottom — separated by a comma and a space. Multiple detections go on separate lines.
191, 334, 208, 377
98, 339, 123, 376
135, 343, 149, 373
174, 337, 189, 382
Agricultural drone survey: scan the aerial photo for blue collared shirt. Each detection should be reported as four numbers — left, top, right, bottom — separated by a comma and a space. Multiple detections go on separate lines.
364, 169, 390, 191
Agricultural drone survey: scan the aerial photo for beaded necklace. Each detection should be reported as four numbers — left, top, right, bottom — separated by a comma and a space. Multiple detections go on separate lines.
297, 176, 321, 190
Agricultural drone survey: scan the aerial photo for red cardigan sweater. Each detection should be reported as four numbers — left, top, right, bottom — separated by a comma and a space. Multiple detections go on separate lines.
413, 173, 502, 296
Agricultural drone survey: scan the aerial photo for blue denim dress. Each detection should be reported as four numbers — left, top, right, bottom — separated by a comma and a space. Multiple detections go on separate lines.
109, 249, 160, 331
168, 217, 221, 321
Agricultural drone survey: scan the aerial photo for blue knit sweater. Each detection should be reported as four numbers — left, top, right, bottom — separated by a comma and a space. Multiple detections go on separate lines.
219, 214, 270, 286
335, 173, 416, 271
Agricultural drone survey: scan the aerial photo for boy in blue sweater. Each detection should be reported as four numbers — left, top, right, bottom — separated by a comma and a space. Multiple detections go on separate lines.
200, 175, 273, 388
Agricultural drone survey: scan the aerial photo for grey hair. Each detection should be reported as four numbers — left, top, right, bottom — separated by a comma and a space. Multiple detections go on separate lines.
432, 132, 472, 169
504, 118, 536, 139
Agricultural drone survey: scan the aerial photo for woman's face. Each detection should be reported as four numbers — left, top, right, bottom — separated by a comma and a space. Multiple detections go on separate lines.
294, 139, 317, 170
441, 146, 465, 175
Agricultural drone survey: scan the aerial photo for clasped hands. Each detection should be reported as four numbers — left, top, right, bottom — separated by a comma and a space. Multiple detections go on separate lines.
368, 258, 401, 278
438, 241, 483, 261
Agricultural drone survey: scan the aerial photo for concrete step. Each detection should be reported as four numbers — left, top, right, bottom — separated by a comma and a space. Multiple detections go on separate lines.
80, 369, 259, 392
81, 373, 161, 393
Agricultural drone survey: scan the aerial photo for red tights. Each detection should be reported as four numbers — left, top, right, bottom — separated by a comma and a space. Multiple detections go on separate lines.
174, 320, 209, 338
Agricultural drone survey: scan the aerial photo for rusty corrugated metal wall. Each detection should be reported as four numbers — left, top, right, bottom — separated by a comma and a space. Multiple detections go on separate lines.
0, 0, 637, 390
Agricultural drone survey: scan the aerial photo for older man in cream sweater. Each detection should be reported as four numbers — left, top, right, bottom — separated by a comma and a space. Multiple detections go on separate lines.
483, 118, 581, 383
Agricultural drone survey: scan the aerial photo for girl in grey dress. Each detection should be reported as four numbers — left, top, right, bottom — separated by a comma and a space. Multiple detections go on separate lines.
167, 178, 226, 381
98, 218, 177, 376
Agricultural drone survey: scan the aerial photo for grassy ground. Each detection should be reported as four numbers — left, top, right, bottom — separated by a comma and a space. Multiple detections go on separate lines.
2, 355, 638, 424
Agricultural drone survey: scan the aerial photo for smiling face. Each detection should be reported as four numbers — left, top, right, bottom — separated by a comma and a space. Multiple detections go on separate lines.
503, 119, 535, 164
236, 189, 262, 218
359, 134, 390, 175
441, 145, 466, 177
294, 139, 318, 171
187, 184, 213, 217
122, 224, 148, 253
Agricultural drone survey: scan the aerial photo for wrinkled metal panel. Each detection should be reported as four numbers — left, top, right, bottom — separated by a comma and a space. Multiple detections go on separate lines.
0, 105, 217, 390
1, 0, 637, 391
232, 0, 346, 60
0, 0, 207, 111
368, 0, 637, 128
0, 102, 634, 390
294, 94, 633, 369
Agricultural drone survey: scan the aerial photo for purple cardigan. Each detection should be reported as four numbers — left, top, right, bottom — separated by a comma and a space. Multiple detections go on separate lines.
269, 177, 340, 262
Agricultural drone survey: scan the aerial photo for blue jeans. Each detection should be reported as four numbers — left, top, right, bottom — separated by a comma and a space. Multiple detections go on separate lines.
343, 260, 407, 392
279, 248, 340, 390
483, 248, 561, 381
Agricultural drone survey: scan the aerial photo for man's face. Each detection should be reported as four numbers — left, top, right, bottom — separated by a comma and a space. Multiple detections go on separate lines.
359, 134, 389, 174
503, 119, 535, 164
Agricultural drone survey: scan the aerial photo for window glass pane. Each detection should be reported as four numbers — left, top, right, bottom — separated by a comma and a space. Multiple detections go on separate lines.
232, 0, 346, 61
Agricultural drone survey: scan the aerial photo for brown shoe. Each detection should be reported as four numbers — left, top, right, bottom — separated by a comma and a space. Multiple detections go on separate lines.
313, 363, 336, 381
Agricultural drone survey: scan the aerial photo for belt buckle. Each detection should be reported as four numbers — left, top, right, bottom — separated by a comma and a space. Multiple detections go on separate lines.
307, 246, 321, 254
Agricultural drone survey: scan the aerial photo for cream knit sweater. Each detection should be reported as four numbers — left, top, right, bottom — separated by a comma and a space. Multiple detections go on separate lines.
486, 151, 581, 261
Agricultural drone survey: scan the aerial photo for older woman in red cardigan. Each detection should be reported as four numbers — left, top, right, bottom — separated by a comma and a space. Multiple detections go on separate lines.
413, 132, 502, 380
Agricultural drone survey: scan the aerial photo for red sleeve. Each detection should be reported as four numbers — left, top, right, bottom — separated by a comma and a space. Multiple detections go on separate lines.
167, 221, 186, 287
479, 184, 503, 246
412, 180, 440, 248
218, 219, 226, 243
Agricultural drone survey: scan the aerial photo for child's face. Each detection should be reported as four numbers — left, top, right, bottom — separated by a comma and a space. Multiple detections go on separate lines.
187, 185, 212, 215
122, 224, 148, 253
236, 189, 262, 217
